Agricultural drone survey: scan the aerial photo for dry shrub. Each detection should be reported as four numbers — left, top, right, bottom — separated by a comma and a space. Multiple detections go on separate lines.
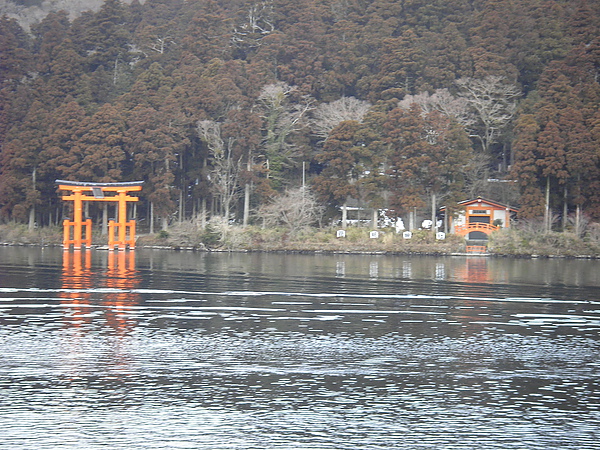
586, 223, 600, 246
257, 187, 323, 235
489, 225, 600, 257
0, 223, 62, 245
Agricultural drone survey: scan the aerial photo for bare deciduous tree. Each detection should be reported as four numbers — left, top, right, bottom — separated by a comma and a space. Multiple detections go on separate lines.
258, 186, 323, 233
398, 89, 474, 127
311, 96, 371, 139
463, 152, 492, 197
257, 81, 314, 180
455, 76, 521, 154
148, 35, 175, 54
197, 119, 243, 221
231, 1, 275, 50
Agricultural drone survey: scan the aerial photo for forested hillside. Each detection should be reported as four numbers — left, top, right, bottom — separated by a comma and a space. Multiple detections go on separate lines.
1, 0, 599, 233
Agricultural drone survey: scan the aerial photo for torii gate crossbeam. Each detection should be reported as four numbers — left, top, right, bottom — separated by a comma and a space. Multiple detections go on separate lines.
57, 180, 144, 251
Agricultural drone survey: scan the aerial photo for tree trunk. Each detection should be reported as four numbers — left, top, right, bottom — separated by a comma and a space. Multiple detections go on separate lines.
150, 202, 154, 234
179, 189, 184, 224
544, 176, 550, 232
575, 204, 581, 237
562, 186, 568, 232
444, 210, 449, 234
410, 207, 418, 231
341, 202, 348, 229
28, 167, 37, 231
28, 207, 35, 231
179, 152, 184, 224
223, 195, 230, 222
243, 159, 251, 227
372, 208, 378, 229
431, 192, 436, 235
113, 56, 119, 85
243, 183, 250, 227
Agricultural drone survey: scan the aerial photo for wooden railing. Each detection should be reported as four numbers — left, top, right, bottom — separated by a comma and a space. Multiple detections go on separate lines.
466, 245, 488, 254
455, 222, 500, 236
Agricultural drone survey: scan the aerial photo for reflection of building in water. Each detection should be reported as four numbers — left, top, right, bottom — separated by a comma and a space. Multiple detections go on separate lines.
449, 258, 494, 335
104, 251, 139, 335
454, 257, 489, 283
61, 250, 94, 327
369, 261, 379, 278
435, 263, 445, 280
336, 261, 346, 277
402, 261, 412, 278
60, 250, 141, 375
61, 250, 140, 334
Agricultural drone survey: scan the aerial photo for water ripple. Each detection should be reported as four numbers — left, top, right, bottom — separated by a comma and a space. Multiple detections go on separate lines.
1, 250, 599, 449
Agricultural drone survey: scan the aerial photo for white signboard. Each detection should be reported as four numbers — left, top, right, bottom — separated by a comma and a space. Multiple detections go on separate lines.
436, 232, 446, 240
369, 231, 379, 239
403, 231, 412, 239
337, 229, 346, 238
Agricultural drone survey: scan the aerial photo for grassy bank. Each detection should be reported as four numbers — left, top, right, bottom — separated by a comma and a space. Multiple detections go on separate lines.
142, 221, 600, 257
137, 222, 467, 254
1, 221, 600, 258
0, 223, 64, 246
488, 226, 600, 258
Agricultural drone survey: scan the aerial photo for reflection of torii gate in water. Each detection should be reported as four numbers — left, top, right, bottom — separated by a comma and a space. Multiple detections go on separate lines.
57, 180, 143, 250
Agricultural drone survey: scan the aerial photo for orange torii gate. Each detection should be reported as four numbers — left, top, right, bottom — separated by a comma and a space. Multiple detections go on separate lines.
57, 180, 143, 251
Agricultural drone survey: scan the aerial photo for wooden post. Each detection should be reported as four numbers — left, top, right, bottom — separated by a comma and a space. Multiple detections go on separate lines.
73, 188, 83, 248
118, 190, 127, 250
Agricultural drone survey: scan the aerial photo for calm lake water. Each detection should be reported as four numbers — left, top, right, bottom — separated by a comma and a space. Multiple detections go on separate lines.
1, 247, 599, 449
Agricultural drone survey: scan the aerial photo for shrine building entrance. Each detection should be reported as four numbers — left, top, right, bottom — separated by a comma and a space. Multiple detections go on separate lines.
57, 180, 143, 251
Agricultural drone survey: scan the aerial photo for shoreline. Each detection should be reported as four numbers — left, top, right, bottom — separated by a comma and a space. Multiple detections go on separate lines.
2, 241, 599, 260
2, 222, 599, 259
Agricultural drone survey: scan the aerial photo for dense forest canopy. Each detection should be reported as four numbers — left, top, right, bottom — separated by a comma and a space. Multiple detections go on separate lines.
0, 0, 599, 232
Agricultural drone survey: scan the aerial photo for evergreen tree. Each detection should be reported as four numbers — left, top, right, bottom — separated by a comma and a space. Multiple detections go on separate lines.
511, 114, 545, 219
537, 119, 567, 230
384, 105, 472, 229
0, 16, 31, 144
312, 120, 373, 225
0, 101, 48, 225
69, 103, 128, 182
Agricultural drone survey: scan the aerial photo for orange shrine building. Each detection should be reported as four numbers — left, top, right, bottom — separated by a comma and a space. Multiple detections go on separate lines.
440, 197, 519, 241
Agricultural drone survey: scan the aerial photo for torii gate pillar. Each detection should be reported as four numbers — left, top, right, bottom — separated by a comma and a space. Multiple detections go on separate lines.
57, 180, 144, 251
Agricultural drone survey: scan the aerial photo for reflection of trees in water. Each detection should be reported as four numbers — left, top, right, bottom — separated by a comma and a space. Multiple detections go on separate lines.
139, 253, 499, 285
